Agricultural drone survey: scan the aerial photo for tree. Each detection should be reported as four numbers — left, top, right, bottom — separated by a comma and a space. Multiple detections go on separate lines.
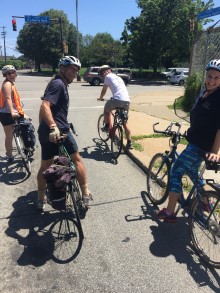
81, 33, 125, 67
17, 10, 78, 72
122, 0, 214, 71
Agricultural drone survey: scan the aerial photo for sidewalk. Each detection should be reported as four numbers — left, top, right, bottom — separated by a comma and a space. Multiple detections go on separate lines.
125, 88, 220, 182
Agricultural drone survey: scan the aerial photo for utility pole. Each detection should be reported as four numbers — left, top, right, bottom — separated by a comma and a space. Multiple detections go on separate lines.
0, 26, 7, 64
76, 0, 81, 81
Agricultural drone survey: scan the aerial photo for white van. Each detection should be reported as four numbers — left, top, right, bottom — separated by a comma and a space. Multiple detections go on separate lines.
162, 67, 189, 79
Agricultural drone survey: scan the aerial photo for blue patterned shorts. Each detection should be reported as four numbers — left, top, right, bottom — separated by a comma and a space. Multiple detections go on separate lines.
170, 144, 205, 193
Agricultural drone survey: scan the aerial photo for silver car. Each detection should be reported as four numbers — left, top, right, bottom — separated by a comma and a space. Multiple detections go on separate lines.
83, 66, 131, 86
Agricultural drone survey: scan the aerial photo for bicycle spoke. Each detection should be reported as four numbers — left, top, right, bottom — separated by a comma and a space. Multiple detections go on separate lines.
97, 114, 109, 142
189, 191, 220, 268
147, 153, 170, 205
111, 125, 123, 159
50, 216, 82, 263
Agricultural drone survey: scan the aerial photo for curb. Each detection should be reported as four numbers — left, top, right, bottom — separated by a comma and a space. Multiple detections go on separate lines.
123, 146, 149, 175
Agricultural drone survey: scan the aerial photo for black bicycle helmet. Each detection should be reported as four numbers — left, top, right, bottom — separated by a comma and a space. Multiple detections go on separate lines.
206, 59, 220, 72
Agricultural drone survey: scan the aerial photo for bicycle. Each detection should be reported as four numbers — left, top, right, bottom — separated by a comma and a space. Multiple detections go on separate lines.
13, 118, 35, 175
97, 107, 128, 159
147, 121, 188, 205
43, 123, 85, 260
147, 123, 220, 268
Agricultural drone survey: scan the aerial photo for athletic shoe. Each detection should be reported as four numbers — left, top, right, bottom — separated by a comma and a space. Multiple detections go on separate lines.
101, 125, 109, 132
36, 200, 46, 211
82, 193, 93, 208
126, 141, 133, 150
157, 208, 177, 223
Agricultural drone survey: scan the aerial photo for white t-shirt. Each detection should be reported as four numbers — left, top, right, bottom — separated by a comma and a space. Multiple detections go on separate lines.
104, 73, 130, 102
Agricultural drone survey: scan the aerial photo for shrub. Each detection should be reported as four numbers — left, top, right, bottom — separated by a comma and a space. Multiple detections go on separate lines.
182, 73, 203, 112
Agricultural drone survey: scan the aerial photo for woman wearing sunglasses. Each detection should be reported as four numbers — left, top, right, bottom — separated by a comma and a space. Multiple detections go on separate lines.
0, 65, 26, 162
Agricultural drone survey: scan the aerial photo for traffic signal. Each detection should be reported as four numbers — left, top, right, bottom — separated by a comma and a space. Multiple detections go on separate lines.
12, 19, 17, 31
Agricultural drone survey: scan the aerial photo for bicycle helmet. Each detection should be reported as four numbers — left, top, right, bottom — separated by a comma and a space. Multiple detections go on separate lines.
58, 55, 81, 69
98, 65, 111, 75
206, 59, 220, 72
2, 65, 16, 76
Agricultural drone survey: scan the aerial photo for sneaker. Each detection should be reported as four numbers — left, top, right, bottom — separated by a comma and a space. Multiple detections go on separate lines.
157, 208, 177, 223
82, 193, 93, 208
126, 141, 133, 150
101, 125, 109, 133
36, 200, 46, 211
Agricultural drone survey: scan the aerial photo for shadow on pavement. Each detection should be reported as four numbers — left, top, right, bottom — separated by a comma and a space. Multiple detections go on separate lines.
80, 138, 118, 165
125, 190, 220, 291
4, 191, 82, 266
0, 158, 30, 185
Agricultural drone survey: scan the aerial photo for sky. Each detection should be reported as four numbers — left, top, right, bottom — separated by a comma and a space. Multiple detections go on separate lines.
0, 0, 220, 58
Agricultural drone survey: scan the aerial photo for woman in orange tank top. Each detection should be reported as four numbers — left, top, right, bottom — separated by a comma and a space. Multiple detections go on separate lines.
0, 65, 26, 162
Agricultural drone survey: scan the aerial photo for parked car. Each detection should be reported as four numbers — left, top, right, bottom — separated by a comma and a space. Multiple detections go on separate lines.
169, 70, 189, 85
162, 67, 189, 79
83, 66, 131, 86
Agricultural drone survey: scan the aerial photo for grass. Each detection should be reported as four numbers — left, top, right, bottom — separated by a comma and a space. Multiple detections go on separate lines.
131, 133, 188, 152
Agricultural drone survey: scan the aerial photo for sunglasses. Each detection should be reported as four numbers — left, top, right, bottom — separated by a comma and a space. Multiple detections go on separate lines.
6, 71, 16, 76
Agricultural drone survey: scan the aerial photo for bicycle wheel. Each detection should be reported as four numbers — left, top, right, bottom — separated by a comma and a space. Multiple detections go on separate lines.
147, 153, 170, 205
189, 191, 220, 268
111, 125, 123, 159
14, 133, 31, 175
50, 214, 83, 263
97, 114, 109, 142
66, 181, 84, 239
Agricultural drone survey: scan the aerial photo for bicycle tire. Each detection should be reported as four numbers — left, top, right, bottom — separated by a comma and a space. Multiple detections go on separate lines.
14, 133, 31, 175
50, 215, 83, 263
97, 114, 109, 142
147, 153, 170, 205
66, 181, 84, 239
111, 125, 123, 159
189, 191, 220, 268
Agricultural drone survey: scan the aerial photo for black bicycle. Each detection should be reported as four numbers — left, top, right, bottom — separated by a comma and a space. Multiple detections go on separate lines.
13, 118, 35, 175
97, 107, 128, 159
147, 121, 188, 205
43, 123, 85, 261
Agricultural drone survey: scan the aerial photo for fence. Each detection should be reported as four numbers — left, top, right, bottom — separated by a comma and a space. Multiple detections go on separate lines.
190, 20, 220, 81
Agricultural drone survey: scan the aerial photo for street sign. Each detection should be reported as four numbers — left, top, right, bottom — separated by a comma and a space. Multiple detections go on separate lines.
25, 15, 50, 24
197, 6, 220, 20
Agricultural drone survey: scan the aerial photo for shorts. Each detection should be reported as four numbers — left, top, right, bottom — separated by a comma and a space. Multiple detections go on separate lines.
104, 98, 130, 113
169, 144, 205, 193
0, 112, 14, 126
40, 130, 78, 161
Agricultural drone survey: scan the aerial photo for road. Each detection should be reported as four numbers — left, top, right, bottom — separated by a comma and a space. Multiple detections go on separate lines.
0, 74, 219, 293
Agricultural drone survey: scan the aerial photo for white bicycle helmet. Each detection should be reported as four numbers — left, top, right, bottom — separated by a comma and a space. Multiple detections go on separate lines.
2, 65, 16, 76
58, 55, 81, 69
98, 65, 111, 75
206, 59, 220, 72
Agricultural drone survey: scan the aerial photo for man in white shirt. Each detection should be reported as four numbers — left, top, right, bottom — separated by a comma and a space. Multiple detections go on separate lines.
97, 65, 133, 149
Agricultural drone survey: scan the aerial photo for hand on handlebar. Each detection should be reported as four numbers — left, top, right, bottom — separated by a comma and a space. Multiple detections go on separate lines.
205, 152, 220, 163
49, 125, 61, 143
11, 111, 20, 119
97, 97, 104, 101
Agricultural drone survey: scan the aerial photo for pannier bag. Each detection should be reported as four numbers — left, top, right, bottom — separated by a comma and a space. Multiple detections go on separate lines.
42, 156, 75, 210
19, 119, 36, 149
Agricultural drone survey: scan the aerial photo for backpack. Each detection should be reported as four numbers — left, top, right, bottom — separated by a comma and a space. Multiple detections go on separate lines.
19, 120, 36, 149
42, 156, 75, 210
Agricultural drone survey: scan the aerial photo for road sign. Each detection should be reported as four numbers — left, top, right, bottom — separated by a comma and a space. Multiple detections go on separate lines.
197, 6, 220, 20
25, 15, 50, 24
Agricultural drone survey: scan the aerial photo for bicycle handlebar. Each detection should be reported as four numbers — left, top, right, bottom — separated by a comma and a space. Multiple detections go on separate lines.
152, 122, 186, 138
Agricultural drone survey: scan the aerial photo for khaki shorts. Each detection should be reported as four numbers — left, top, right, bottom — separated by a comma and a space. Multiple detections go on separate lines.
104, 98, 130, 113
